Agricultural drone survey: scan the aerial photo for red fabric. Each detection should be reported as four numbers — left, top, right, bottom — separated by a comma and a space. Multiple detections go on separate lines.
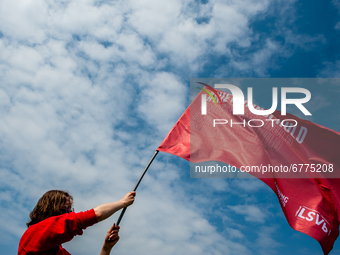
18, 209, 98, 255
158, 88, 340, 255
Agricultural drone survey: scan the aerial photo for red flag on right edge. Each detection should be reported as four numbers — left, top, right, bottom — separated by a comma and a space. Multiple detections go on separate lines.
158, 85, 340, 255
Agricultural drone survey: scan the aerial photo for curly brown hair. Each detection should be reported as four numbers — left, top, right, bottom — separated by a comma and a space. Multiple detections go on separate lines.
26, 190, 73, 227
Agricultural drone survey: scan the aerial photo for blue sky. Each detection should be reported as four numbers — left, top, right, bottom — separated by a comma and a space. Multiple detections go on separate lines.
0, 0, 340, 254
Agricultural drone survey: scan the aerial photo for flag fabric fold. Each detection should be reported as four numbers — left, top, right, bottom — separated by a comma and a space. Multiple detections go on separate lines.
158, 87, 340, 254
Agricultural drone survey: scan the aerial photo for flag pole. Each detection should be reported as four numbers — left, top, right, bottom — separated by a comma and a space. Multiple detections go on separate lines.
116, 150, 159, 226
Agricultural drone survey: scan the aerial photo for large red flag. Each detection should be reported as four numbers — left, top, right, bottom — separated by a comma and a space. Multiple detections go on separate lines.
158, 87, 340, 254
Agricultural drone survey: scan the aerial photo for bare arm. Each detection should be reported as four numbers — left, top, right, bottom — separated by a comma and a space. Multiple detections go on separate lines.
94, 192, 136, 222
100, 223, 120, 255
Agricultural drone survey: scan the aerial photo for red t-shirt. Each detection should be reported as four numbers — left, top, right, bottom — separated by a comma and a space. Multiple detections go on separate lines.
18, 209, 98, 255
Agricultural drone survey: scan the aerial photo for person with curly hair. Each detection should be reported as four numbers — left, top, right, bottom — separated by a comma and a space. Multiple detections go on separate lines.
18, 190, 136, 255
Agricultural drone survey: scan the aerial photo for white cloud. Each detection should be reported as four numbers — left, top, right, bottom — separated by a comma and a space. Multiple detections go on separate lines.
137, 71, 187, 135
225, 227, 245, 239
127, 0, 272, 69
319, 60, 340, 78
255, 226, 281, 255
0, 0, 48, 43
232, 179, 267, 192
228, 204, 267, 223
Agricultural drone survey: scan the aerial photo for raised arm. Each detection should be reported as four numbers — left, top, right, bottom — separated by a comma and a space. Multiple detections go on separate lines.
100, 223, 120, 255
94, 192, 136, 222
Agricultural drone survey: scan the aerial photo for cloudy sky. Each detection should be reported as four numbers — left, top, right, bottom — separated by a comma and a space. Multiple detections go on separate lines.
1, 0, 340, 254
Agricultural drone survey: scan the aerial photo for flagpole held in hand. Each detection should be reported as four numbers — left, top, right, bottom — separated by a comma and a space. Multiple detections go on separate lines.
116, 150, 159, 226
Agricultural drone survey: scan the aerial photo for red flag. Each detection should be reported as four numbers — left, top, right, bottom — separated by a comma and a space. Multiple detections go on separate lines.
158, 87, 340, 254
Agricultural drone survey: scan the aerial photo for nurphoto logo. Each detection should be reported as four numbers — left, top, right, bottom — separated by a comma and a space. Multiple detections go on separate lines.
199, 83, 312, 116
